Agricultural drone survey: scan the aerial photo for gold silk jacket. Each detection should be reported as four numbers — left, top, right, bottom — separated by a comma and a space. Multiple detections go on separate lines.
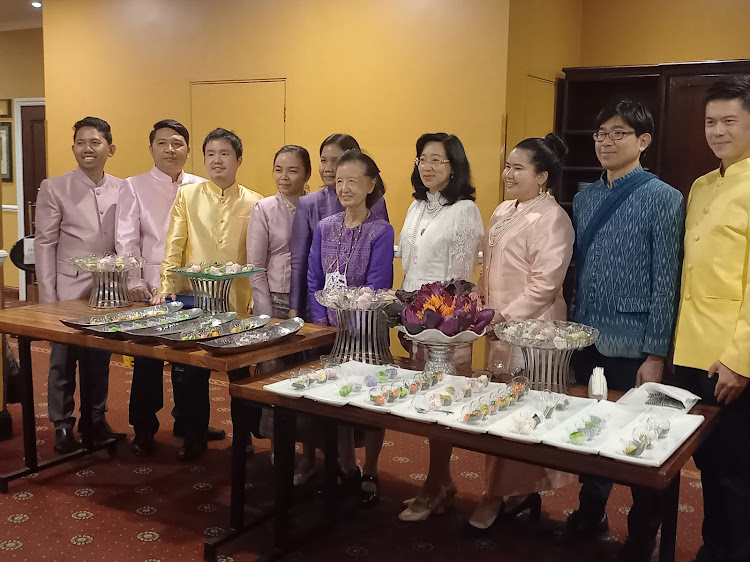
674, 157, 750, 376
159, 180, 262, 312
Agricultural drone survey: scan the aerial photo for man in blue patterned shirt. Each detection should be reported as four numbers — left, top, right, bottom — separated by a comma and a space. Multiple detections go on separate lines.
561, 100, 684, 562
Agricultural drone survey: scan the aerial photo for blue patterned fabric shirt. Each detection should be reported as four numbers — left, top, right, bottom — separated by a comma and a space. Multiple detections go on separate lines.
572, 167, 685, 358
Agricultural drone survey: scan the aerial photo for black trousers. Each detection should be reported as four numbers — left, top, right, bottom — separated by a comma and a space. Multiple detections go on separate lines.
676, 365, 750, 562
128, 356, 182, 436
571, 346, 663, 548
129, 356, 253, 443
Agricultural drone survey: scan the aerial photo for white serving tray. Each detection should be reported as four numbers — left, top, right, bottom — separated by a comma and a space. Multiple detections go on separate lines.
436, 389, 517, 434
598, 410, 705, 467
304, 379, 362, 407
541, 400, 645, 455
485, 393, 596, 443
263, 377, 309, 399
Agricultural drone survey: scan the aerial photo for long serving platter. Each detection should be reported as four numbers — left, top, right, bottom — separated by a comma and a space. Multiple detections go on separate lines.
124, 311, 239, 342
61, 301, 185, 329
197, 317, 304, 355
82, 308, 205, 337
157, 314, 271, 348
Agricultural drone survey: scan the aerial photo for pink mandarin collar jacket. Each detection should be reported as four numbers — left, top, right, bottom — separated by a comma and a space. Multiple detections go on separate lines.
115, 166, 207, 291
34, 167, 123, 303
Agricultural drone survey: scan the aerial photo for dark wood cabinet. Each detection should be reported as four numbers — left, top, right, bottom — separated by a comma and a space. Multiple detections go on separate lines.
554, 59, 750, 208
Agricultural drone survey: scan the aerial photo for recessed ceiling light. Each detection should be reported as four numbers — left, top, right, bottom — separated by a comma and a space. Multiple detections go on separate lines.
31, 2, 42, 8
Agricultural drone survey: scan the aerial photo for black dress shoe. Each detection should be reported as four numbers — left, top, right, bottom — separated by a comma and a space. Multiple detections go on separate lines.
178, 439, 207, 461
557, 509, 609, 543
173, 425, 226, 441
80, 417, 125, 443
206, 427, 226, 441
131, 433, 155, 457
54, 428, 82, 454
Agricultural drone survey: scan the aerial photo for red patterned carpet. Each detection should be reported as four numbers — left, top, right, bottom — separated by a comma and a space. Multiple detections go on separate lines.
0, 339, 705, 562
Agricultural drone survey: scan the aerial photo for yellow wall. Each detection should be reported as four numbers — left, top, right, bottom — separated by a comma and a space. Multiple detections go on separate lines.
44, 0, 511, 366
0, 28, 45, 289
43, 0, 510, 233
505, 0, 581, 159
580, 0, 750, 66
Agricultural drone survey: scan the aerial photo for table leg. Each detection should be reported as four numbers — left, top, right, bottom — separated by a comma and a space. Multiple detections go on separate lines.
229, 397, 248, 530
659, 474, 680, 562
17, 337, 38, 473
273, 406, 296, 553
322, 417, 338, 522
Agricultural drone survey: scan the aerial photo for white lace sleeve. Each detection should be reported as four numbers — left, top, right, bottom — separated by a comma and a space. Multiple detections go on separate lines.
447, 201, 483, 281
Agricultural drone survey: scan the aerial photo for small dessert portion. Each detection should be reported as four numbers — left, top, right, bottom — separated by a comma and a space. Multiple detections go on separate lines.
174, 261, 259, 278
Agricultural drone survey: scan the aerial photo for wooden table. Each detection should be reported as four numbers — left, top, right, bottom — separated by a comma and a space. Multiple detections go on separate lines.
218, 359, 718, 562
0, 300, 336, 492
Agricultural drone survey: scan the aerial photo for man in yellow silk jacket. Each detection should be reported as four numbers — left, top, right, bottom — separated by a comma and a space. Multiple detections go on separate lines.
153, 128, 261, 460
673, 74, 750, 562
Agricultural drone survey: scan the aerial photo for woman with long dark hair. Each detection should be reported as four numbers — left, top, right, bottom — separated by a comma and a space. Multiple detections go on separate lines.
398, 133, 483, 521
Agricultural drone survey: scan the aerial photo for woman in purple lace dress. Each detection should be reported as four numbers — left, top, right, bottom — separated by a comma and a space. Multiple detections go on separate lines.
289, 134, 389, 320
308, 150, 394, 505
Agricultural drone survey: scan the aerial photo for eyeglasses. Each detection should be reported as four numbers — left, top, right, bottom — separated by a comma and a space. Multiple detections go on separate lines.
415, 157, 450, 168
593, 130, 636, 142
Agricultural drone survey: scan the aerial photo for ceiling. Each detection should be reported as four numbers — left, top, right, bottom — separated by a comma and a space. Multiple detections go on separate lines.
0, 0, 42, 32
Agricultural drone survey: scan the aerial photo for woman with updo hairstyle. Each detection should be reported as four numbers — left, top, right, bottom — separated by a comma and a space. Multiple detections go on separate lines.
247, 144, 312, 318
469, 132, 576, 531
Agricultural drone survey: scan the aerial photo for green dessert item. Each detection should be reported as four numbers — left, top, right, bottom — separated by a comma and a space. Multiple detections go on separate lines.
378, 370, 387, 383
569, 430, 586, 445
399, 387, 408, 398
338, 385, 353, 397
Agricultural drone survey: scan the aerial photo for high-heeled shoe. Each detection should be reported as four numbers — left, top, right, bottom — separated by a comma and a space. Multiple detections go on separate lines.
403, 480, 457, 507
467, 493, 505, 531
398, 486, 453, 522
502, 492, 542, 522
360, 474, 379, 507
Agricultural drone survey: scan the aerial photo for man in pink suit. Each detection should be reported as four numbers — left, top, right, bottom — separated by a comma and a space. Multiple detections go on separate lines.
34, 117, 123, 454
115, 119, 224, 457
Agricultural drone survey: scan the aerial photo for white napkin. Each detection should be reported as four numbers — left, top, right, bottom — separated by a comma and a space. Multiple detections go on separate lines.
616, 382, 701, 412
588, 366, 608, 400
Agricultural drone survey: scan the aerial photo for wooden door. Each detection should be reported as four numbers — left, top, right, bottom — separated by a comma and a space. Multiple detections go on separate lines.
21, 104, 46, 302
21, 104, 46, 234
189, 80, 286, 196
661, 75, 721, 198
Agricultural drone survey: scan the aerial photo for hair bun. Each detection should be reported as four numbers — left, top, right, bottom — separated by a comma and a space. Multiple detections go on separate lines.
543, 133, 568, 161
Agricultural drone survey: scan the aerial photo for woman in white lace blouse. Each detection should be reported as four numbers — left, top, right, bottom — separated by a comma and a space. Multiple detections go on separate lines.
398, 133, 484, 521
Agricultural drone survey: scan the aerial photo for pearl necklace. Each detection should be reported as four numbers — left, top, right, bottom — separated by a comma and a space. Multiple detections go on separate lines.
409, 195, 446, 265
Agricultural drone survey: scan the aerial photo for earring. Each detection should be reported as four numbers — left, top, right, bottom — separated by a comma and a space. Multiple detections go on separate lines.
304, 182, 310, 194
538, 185, 544, 195
450, 171, 455, 179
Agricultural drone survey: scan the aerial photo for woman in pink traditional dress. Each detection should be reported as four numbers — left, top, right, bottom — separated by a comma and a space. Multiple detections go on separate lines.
469, 133, 576, 530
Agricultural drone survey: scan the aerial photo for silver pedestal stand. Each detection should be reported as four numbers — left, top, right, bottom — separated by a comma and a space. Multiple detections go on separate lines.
494, 321, 599, 394
331, 309, 393, 365
89, 270, 131, 308
188, 278, 234, 313
518, 346, 576, 394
